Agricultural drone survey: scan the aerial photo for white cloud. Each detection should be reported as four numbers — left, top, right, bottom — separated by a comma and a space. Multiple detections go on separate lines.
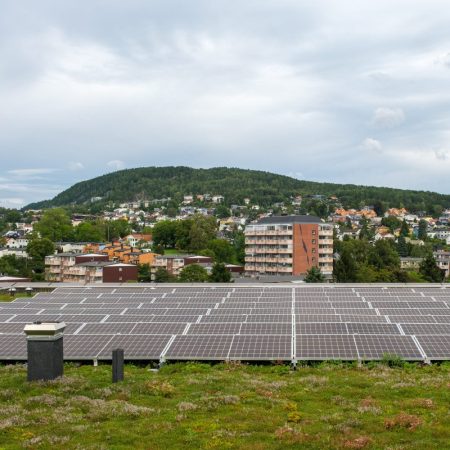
7, 168, 59, 178
68, 161, 84, 171
435, 149, 448, 160
106, 160, 126, 171
372, 107, 405, 128
361, 138, 383, 153
1, 0, 450, 200
0, 197, 24, 207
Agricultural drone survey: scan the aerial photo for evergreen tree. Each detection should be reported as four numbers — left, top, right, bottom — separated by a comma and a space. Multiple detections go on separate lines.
399, 220, 410, 237
304, 266, 325, 283
137, 264, 152, 282
418, 219, 428, 240
396, 236, 409, 257
154, 267, 175, 283
419, 254, 445, 282
209, 263, 232, 282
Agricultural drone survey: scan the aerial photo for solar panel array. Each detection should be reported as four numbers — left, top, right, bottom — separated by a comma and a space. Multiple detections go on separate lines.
0, 285, 450, 362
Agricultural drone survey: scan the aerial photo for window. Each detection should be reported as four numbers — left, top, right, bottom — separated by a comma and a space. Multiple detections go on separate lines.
312, 230, 316, 235
312, 239, 316, 244
312, 248, 316, 253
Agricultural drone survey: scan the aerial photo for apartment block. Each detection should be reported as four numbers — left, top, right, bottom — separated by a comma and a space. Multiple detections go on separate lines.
152, 255, 213, 277
245, 215, 333, 277
45, 253, 138, 283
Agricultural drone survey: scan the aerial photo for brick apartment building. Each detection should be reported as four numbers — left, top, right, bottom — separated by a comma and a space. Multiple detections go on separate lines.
244, 215, 334, 277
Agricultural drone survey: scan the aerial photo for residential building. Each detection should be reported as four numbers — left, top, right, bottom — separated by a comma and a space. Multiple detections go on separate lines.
45, 253, 138, 283
45, 253, 109, 282
103, 263, 138, 283
152, 255, 213, 277
400, 257, 422, 271
124, 233, 153, 247
434, 251, 450, 278
244, 215, 333, 277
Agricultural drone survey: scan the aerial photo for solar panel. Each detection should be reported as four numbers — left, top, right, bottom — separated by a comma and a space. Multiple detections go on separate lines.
240, 323, 291, 335
132, 323, 187, 335
228, 335, 292, 360
64, 335, 114, 359
1, 285, 449, 362
400, 323, 450, 335
415, 335, 450, 359
164, 335, 234, 360
77, 323, 137, 335
98, 334, 173, 359
187, 323, 242, 335
297, 323, 347, 335
354, 335, 422, 360
346, 323, 400, 335
296, 335, 358, 359
0, 335, 27, 359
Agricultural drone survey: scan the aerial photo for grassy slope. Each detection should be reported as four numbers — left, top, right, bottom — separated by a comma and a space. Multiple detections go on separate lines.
0, 362, 449, 449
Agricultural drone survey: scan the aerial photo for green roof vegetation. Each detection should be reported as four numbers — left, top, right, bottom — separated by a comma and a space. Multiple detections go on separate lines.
0, 361, 449, 448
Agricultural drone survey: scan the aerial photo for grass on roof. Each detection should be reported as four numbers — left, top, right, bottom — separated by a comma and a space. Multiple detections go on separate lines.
0, 361, 449, 449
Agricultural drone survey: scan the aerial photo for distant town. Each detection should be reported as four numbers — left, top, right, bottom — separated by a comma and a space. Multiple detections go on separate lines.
0, 192, 449, 284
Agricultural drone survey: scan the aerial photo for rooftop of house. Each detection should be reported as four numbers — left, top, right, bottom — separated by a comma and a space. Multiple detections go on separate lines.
256, 215, 323, 225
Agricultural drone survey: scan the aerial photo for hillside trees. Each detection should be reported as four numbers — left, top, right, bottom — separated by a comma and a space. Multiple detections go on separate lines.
25, 167, 450, 217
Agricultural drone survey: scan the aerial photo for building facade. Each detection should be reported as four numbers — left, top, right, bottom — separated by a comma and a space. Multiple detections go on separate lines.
244, 216, 333, 277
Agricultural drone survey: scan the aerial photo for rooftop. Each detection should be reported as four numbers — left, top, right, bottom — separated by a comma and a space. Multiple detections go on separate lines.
256, 215, 323, 225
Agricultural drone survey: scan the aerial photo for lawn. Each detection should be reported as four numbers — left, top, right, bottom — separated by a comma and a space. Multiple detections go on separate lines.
0, 361, 449, 449
0, 293, 29, 303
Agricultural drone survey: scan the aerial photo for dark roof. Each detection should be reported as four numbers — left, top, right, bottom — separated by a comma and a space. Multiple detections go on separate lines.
257, 215, 323, 225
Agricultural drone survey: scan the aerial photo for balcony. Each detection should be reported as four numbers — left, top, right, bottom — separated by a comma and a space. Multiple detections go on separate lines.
245, 230, 293, 236
318, 238, 333, 245
318, 257, 334, 263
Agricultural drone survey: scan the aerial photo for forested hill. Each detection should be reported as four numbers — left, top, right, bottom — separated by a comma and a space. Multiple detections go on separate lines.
25, 166, 450, 213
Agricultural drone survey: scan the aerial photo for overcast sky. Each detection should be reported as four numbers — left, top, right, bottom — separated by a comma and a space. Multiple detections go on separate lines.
1, 0, 450, 208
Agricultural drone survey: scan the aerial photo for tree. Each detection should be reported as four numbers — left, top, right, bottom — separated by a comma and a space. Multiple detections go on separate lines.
26, 238, 55, 280
399, 220, 410, 237
26, 238, 55, 261
334, 248, 358, 282
74, 222, 105, 242
207, 239, 236, 263
233, 231, 246, 265
215, 205, 231, 219
178, 264, 209, 282
152, 220, 178, 248
154, 267, 175, 283
419, 254, 445, 282
368, 240, 400, 270
0, 255, 31, 278
396, 236, 409, 257
138, 264, 152, 282
381, 216, 402, 233
373, 200, 386, 217
418, 219, 428, 241
107, 219, 131, 240
209, 263, 232, 282
359, 218, 374, 241
304, 266, 325, 283
34, 208, 74, 242
188, 215, 217, 252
